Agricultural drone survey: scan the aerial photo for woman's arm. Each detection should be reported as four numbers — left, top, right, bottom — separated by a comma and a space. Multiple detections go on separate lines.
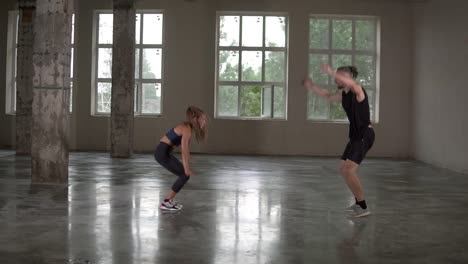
180, 125, 193, 176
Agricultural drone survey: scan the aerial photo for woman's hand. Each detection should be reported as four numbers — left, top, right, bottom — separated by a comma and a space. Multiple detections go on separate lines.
185, 168, 194, 177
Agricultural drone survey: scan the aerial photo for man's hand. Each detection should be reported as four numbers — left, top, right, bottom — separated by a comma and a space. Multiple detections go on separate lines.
320, 63, 335, 76
302, 77, 313, 88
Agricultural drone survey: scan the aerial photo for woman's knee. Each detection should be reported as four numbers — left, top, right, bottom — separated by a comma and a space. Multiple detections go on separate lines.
180, 174, 190, 183
154, 150, 166, 164
172, 175, 190, 193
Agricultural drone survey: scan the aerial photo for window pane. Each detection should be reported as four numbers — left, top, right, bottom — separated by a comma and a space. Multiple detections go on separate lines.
14, 48, 17, 78
15, 14, 19, 44
143, 14, 163, 45
332, 20, 352, 50
262, 86, 272, 117
13, 82, 17, 112
70, 48, 74, 78
98, 48, 112, 78
142, 48, 162, 79
265, 51, 285, 82
330, 101, 347, 120
135, 48, 140, 79
241, 51, 262, 82
218, 50, 239, 81
98, 14, 113, 44
307, 90, 329, 120
309, 18, 329, 49
135, 14, 141, 44
332, 54, 352, 70
218, 86, 238, 116
265, 16, 286, 47
366, 89, 376, 121
242, 16, 263, 47
71, 14, 75, 44
240, 86, 261, 117
134, 83, 138, 113
70, 81, 73, 112
142, 83, 161, 114
97, 82, 112, 113
219, 16, 239, 47
262, 85, 286, 118
309, 54, 329, 85
356, 20, 376, 51
274, 86, 286, 118
355, 55, 375, 86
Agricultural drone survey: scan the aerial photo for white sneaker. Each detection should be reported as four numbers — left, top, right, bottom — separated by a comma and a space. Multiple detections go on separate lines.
345, 204, 360, 212
160, 200, 183, 211
350, 206, 371, 218
171, 200, 183, 209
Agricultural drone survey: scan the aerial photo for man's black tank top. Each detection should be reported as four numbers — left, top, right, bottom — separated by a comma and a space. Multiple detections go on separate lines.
342, 88, 371, 140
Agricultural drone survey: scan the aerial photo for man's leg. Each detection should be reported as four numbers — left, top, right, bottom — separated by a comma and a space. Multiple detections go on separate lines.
340, 160, 364, 201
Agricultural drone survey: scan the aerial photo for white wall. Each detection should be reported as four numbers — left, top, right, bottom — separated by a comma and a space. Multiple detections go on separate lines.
412, 0, 468, 173
0, 0, 414, 158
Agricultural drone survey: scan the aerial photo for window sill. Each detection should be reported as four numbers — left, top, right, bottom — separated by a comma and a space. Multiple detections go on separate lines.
91, 113, 163, 118
307, 119, 380, 125
135, 114, 163, 119
215, 116, 287, 121
5, 112, 74, 116
307, 119, 349, 124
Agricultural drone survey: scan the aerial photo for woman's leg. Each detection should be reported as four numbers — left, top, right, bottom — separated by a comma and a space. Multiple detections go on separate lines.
163, 154, 190, 200
155, 143, 190, 202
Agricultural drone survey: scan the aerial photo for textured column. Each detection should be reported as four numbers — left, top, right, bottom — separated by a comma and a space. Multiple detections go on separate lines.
110, 0, 135, 158
16, 0, 35, 155
31, 0, 72, 183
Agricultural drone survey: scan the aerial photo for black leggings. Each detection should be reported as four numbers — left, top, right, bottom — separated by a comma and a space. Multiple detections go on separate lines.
154, 142, 190, 193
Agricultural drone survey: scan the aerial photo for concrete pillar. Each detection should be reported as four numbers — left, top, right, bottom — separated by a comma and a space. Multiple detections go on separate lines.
31, 0, 72, 183
16, 0, 35, 155
110, 0, 135, 158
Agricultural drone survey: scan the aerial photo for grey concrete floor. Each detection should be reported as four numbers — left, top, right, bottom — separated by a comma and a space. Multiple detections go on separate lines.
0, 150, 467, 264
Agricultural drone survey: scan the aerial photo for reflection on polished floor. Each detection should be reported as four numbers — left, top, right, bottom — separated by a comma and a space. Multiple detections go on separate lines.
1, 150, 468, 264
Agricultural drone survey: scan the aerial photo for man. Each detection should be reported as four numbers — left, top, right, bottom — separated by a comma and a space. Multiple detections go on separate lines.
303, 64, 375, 217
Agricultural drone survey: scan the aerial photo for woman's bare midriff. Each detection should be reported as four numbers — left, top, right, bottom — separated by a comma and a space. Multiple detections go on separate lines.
160, 136, 173, 146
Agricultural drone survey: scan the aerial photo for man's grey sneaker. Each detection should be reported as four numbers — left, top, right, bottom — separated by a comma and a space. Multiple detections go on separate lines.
350, 206, 371, 218
345, 204, 360, 212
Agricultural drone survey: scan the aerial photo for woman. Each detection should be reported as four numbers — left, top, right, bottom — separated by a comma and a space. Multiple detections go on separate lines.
155, 106, 208, 211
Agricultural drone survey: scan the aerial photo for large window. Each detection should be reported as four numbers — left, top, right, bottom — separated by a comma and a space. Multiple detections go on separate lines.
94, 11, 163, 115
307, 16, 380, 122
215, 13, 288, 119
5, 11, 75, 114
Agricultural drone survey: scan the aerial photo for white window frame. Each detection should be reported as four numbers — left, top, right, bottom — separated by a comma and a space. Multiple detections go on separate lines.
92, 10, 113, 116
307, 15, 380, 123
91, 10, 165, 117
5, 11, 75, 114
135, 11, 164, 116
70, 14, 75, 113
214, 12, 289, 120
